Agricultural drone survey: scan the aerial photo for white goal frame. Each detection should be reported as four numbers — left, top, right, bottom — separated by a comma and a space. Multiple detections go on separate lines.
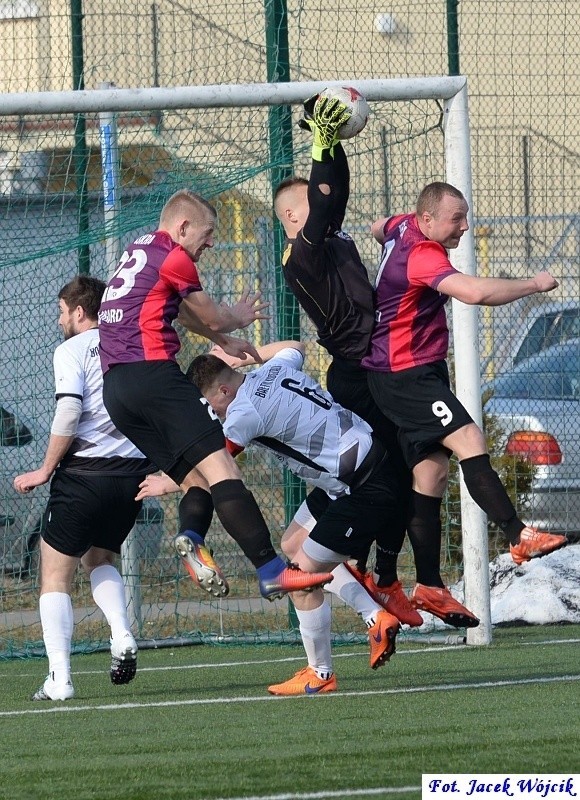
1, 77, 491, 645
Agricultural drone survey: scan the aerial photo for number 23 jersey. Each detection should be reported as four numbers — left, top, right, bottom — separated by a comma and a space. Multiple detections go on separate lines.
223, 348, 374, 499
98, 230, 202, 374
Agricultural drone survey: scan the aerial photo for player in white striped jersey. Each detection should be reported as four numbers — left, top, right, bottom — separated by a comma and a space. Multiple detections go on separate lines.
14, 276, 151, 701
186, 342, 406, 692
52, 328, 146, 463
219, 348, 378, 500
138, 342, 403, 691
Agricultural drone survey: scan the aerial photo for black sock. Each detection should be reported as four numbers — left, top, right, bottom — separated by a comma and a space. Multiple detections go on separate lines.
373, 507, 406, 586
407, 490, 444, 587
178, 487, 214, 536
373, 462, 410, 586
355, 547, 370, 574
460, 454, 524, 543
210, 479, 276, 568
374, 544, 400, 588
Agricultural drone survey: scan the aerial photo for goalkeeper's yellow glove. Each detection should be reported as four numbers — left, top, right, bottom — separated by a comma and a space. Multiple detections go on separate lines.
298, 93, 352, 161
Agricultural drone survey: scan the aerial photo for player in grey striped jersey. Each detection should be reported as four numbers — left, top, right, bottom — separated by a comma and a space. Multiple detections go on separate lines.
138, 341, 405, 692
188, 342, 406, 692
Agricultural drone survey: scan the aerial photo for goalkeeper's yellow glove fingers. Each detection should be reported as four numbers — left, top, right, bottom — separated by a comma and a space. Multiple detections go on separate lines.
298, 94, 352, 161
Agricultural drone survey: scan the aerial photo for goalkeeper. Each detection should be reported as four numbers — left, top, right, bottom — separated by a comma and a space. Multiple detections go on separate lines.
273, 91, 478, 628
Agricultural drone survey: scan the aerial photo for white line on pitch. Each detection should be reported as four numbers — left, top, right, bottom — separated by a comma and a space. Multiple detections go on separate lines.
0, 673, 578, 717
212, 787, 421, 800
2, 636, 579, 680
0, 644, 462, 680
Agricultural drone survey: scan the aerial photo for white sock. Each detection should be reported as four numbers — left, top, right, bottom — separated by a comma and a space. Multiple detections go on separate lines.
39, 592, 73, 684
90, 564, 131, 641
295, 600, 333, 677
325, 563, 381, 625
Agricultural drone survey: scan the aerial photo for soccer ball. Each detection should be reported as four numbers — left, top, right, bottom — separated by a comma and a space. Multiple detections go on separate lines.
318, 86, 370, 140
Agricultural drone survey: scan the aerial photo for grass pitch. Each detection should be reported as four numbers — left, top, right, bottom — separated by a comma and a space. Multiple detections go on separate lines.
0, 624, 578, 800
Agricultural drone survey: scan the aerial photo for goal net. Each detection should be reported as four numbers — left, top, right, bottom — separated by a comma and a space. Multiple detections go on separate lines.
0, 78, 486, 657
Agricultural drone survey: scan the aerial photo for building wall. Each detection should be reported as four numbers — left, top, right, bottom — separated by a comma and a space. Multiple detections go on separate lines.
0, 1, 578, 264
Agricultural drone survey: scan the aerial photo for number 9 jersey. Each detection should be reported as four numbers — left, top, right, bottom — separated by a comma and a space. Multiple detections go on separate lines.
98, 230, 202, 374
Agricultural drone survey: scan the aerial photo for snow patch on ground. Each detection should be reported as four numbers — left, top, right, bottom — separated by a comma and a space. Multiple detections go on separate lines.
416, 544, 580, 630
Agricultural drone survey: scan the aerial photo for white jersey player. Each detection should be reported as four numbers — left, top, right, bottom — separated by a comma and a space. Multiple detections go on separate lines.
186, 341, 404, 691
14, 276, 151, 702
54, 328, 147, 465
220, 347, 379, 499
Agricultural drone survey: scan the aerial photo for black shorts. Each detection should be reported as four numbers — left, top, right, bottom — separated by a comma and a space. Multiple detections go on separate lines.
308, 457, 401, 560
103, 360, 225, 484
305, 487, 331, 520
367, 360, 474, 469
326, 357, 409, 478
43, 469, 144, 558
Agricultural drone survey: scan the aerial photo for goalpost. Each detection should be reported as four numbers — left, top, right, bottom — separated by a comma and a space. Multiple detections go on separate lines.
0, 77, 491, 654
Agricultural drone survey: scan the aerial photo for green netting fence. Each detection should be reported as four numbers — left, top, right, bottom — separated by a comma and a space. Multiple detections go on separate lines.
1, 0, 579, 657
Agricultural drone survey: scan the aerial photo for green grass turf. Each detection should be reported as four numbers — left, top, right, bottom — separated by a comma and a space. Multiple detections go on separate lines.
0, 625, 578, 800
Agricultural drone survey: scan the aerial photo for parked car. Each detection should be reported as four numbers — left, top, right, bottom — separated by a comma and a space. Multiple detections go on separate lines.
488, 299, 580, 376
0, 402, 48, 576
483, 339, 580, 536
0, 401, 164, 578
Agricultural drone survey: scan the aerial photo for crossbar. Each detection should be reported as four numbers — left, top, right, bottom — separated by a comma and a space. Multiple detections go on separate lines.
0, 76, 467, 116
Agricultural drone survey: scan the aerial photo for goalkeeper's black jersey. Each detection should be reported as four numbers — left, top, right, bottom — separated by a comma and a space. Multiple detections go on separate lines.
281, 228, 375, 361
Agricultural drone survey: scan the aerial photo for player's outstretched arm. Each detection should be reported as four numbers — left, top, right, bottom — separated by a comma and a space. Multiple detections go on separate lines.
209, 340, 305, 369
178, 288, 268, 334
299, 94, 352, 244
437, 270, 558, 307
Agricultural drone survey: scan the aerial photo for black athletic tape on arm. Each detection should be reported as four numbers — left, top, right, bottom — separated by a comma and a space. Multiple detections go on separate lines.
303, 158, 337, 247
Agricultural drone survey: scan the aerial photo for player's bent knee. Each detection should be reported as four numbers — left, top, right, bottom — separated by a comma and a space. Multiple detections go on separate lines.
281, 519, 311, 559
301, 537, 344, 569
190, 447, 242, 487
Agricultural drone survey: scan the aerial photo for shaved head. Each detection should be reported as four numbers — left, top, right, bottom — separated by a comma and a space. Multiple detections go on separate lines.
273, 177, 309, 235
157, 189, 217, 261
159, 189, 216, 228
274, 178, 308, 217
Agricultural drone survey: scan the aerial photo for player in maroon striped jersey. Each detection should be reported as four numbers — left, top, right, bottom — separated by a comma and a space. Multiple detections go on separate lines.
98, 189, 333, 601
363, 182, 567, 622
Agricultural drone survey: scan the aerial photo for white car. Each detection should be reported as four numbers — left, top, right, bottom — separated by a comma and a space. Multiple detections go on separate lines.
483, 339, 580, 537
488, 298, 579, 376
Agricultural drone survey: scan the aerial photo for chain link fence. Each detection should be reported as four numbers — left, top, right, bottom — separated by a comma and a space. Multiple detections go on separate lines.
0, 1, 578, 654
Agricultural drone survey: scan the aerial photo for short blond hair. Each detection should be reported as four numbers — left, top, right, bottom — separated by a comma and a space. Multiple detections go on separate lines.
159, 189, 216, 227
